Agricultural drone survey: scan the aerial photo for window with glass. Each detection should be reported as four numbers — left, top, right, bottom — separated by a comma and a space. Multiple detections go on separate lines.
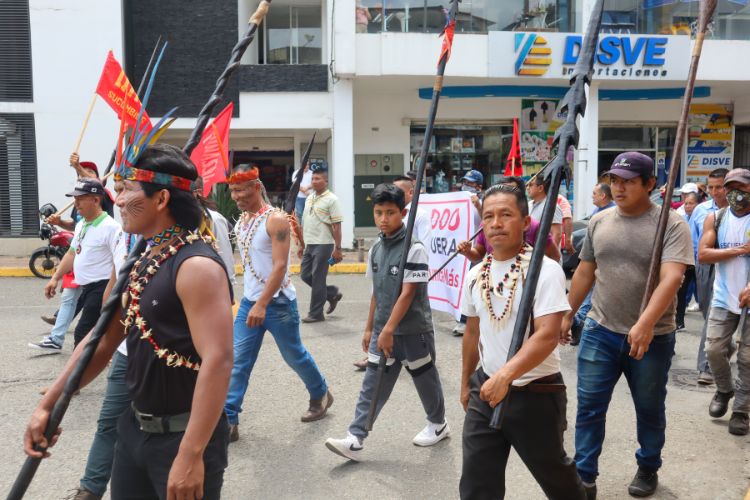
356, 0, 573, 34
261, 2, 322, 64
410, 124, 513, 193
601, 0, 750, 40
598, 124, 678, 183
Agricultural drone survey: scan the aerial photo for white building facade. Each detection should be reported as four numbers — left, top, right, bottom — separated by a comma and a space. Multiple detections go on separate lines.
3, 0, 750, 252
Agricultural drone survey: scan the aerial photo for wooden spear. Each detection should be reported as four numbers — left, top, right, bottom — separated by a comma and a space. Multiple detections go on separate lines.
639, 0, 717, 315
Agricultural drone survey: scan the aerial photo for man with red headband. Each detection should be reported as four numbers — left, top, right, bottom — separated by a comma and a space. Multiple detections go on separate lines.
224, 164, 332, 443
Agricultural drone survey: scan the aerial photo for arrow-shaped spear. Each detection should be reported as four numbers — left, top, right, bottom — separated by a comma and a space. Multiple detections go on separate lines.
366, 0, 461, 431
488, 0, 605, 429
6, 2, 272, 498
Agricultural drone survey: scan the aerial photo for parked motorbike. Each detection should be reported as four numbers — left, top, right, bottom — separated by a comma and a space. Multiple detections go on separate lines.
29, 204, 74, 279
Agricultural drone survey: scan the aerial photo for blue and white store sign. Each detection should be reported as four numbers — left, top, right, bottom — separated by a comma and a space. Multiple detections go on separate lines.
489, 32, 690, 81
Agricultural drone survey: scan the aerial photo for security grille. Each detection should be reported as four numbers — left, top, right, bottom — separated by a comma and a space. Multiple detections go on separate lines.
0, 114, 39, 236
0, 0, 33, 101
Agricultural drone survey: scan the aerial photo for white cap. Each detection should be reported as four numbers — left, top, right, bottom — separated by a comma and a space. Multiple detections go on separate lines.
679, 182, 699, 195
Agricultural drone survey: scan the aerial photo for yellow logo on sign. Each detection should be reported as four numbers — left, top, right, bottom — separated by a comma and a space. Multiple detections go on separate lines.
515, 33, 551, 77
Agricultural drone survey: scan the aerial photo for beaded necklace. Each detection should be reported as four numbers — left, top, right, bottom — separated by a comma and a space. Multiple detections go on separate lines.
147, 224, 184, 247
122, 229, 214, 371
236, 205, 291, 287
478, 244, 533, 328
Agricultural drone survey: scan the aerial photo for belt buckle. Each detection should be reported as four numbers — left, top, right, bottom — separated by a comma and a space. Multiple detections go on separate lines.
136, 410, 164, 433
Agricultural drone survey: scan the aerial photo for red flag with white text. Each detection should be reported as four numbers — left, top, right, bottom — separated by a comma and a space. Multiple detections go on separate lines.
190, 102, 233, 196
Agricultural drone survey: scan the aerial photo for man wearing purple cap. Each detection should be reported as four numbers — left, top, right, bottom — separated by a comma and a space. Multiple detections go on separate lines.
699, 168, 750, 436
562, 152, 693, 497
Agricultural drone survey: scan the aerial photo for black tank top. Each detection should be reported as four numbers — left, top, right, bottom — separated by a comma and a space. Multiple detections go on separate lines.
125, 240, 232, 415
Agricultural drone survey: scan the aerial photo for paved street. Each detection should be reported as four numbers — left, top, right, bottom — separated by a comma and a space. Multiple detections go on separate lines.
0, 274, 747, 499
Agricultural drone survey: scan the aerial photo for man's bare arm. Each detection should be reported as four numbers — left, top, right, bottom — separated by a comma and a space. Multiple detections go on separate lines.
698, 213, 749, 264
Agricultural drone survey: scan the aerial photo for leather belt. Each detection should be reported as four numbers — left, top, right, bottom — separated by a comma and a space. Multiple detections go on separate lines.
510, 372, 566, 393
132, 404, 190, 434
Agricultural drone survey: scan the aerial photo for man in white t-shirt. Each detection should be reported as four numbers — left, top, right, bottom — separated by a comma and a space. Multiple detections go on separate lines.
393, 175, 432, 246
292, 161, 314, 222
459, 184, 585, 499
32, 179, 120, 352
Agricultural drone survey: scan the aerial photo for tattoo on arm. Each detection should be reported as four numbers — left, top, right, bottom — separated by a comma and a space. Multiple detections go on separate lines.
275, 228, 289, 242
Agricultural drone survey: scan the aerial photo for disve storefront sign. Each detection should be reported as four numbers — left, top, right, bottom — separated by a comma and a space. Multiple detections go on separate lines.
489, 32, 690, 81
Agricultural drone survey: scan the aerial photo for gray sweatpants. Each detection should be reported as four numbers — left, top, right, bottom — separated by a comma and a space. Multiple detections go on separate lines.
706, 307, 750, 413
300, 243, 339, 319
349, 330, 446, 441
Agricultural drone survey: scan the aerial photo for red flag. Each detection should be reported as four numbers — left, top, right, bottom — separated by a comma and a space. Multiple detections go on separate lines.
190, 102, 233, 196
505, 117, 523, 177
95, 51, 151, 132
438, 20, 455, 65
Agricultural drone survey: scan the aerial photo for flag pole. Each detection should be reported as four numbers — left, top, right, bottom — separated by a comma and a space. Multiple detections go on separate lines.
72, 94, 97, 154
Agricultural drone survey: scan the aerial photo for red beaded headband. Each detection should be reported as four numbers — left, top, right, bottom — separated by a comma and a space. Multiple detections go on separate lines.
115, 166, 194, 192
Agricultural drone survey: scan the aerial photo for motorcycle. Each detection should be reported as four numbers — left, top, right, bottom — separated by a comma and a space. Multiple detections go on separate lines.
29, 204, 74, 279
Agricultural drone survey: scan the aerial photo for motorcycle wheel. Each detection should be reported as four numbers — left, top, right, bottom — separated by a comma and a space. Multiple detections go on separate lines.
29, 248, 60, 279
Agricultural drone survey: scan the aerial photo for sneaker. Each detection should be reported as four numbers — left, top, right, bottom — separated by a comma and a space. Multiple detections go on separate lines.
687, 303, 701, 312
228, 424, 239, 443
412, 420, 450, 447
728, 412, 749, 436
675, 323, 686, 332
628, 467, 658, 497
582, 482, 597, 500
325, 433, 363, 461
64, 487, 101, 500
709, 390, 734, 418
452, 322, 466, 337
301, 390, 334, 422
697, 371, 714, 385
28, 337, 62, 354
301, 315, 325, 324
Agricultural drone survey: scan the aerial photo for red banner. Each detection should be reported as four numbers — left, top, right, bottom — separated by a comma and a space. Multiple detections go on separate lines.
504, 117, 523, 177
190, 102, 233, 196
95, 51, 151, 131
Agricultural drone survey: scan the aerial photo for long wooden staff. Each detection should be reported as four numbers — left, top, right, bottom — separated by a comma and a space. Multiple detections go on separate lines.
6, 3, 271, 498
366, 0, 461, 431
639, 0, 717, 314
73, 94, 97, 154
489, 0, 605, 430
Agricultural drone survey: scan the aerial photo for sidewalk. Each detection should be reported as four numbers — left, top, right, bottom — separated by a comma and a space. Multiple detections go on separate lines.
1, 250, 368, 277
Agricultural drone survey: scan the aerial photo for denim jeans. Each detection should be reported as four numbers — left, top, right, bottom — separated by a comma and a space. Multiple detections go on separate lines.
575, 318, 676, 484
224, 295, 328, 425
49, 286, 83, 347
80, 351, 130, 496
573, 289, 594, 331
295, 197, 306, 224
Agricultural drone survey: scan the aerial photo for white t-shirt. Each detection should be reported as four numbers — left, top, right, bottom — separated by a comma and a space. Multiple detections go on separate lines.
293, 169, 314, 199
208, 209, 236, 284
529, 197, 563, 225
70, 213, 120, 286
113, 231, 132, 357
405, 202, 432, 247
461, 255, 570, 385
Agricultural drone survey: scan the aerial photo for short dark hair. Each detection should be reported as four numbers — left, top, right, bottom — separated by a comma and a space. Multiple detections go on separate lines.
497, 175, 525, 192
371, 183, 405, 210
134, 144, 203, 230
709, 168, 729, 179
596, 182, 612, 200
533, 174, 550, 193
483, 184, 529, 217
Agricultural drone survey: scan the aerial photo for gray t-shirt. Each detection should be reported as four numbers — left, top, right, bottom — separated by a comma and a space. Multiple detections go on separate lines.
580, 202, 694, 335
529, 196, 563, 225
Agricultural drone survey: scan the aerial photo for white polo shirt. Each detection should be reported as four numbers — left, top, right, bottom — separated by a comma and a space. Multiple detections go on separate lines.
69, 212, 120, 286
461, 255, 570, 386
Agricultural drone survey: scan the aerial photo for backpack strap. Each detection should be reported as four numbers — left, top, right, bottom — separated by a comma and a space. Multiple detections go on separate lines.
714, 207, 728, 249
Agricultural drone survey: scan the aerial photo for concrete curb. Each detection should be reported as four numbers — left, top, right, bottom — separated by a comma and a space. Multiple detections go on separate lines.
1, 263, 368, 278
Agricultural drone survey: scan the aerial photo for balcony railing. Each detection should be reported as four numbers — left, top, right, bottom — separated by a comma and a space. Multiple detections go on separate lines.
355, 0, 750, 40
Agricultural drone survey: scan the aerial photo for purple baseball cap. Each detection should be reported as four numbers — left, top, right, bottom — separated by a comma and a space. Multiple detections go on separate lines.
604, 152, 654, 180
724, 168, 750, 186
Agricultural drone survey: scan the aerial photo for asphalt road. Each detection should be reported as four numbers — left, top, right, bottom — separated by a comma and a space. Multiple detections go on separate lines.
0, 275, 747, 499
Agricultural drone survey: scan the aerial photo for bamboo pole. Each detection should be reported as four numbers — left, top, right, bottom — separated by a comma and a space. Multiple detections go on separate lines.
72, 94, 97, 154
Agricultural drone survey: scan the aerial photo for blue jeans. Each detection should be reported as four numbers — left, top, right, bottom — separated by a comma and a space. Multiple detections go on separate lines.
224, 295, 327, 425
573, 289, 594, 330
295, 197, 306, 223
49, 286, 83, 347
80, 351, 130, 496
575, 319, 675, 484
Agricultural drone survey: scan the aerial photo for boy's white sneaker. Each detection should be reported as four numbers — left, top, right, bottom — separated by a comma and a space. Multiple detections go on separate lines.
413, 420, 450, 446
325, 432, 363, 462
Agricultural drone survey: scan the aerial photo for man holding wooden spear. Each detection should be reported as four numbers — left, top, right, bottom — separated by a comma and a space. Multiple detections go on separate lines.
562, 152, 694, 497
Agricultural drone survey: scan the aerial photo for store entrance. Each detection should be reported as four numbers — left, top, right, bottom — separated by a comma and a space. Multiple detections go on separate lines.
598, 125, 677, 186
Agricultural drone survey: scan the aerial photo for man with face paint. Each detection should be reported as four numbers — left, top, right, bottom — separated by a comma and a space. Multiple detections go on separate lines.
698, 168, 750, 436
